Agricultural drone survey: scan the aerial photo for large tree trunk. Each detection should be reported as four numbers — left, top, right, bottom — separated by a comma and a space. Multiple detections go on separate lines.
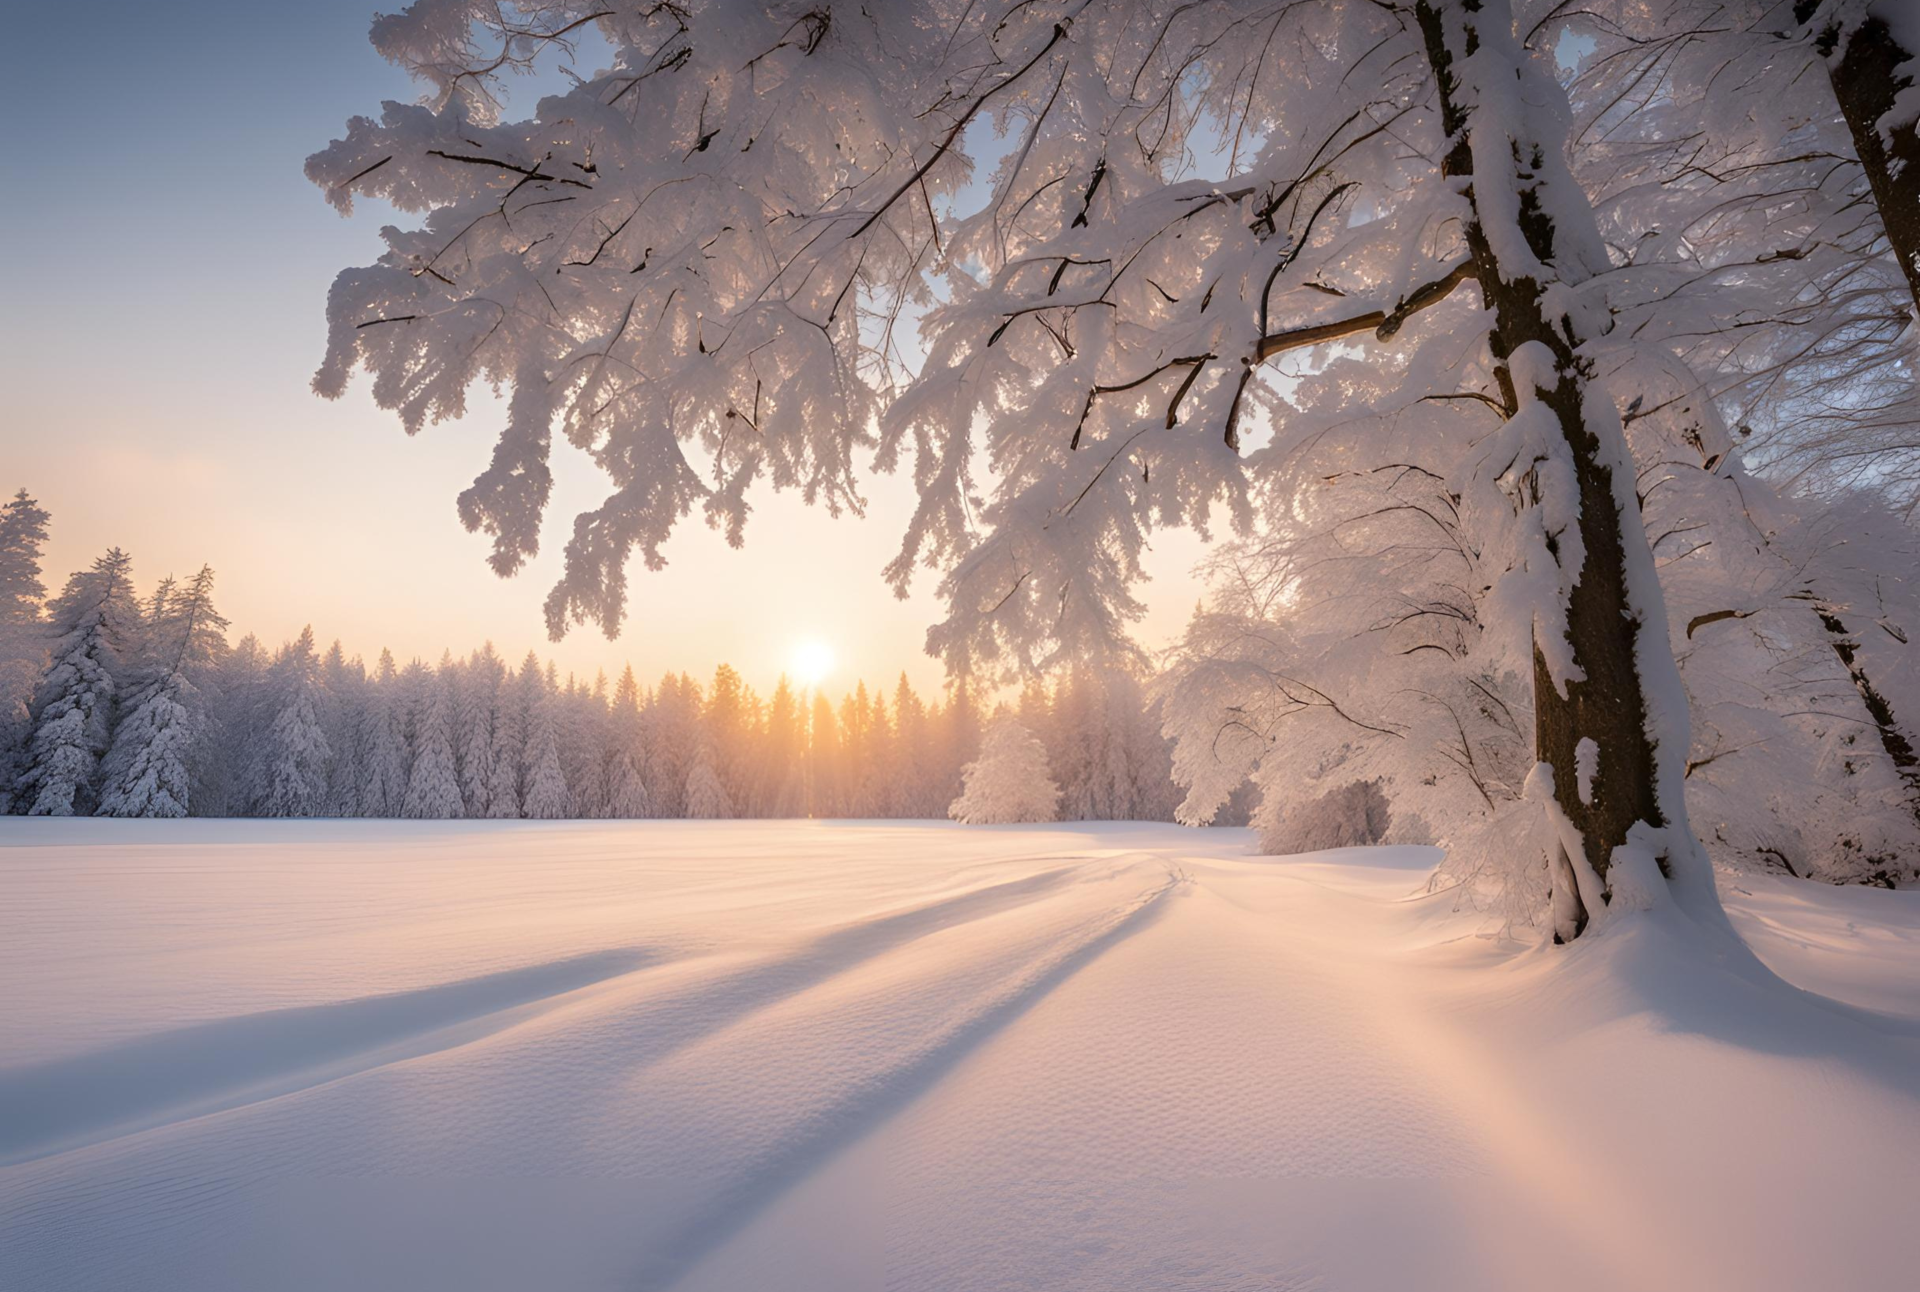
1790, 4, 1920, 829
1416, 0, 1677, 938
1797, 4, 1920, 304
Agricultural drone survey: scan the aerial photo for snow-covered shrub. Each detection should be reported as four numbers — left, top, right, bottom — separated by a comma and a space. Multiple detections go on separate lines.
950, 718, 1060, 825
1257, 780, 1392, 854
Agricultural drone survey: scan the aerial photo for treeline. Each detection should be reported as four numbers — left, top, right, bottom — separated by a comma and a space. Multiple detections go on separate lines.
0, 491, 1188, 821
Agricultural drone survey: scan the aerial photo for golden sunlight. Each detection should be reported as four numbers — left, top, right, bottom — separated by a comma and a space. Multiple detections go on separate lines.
790, 637, 835, 688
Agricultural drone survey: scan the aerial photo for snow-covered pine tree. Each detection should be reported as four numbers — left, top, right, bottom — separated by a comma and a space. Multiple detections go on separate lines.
0, 488, 52, 813
255, 626, 332, 817
317, 641, 365, 816
757, 676, 807, 817
704, 664, 755, 811
17, 548, 138, 816
403, 653, 464, 818
98, 566, 229, 818
937, 680, 983, 812
357, 648, 409, 817
606, 665, 650, 817
484, 662, 524, 818
520, 656, 569, 818
198, 632, 269, 816
684, 755, 732, 819
560, 671, 611, 818
0, 489, 51, 627
456, 644, 502, 816
950, 716, 1060, 825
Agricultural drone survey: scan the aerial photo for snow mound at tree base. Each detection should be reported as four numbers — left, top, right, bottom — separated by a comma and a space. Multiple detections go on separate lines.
1, 820, 1915, 1291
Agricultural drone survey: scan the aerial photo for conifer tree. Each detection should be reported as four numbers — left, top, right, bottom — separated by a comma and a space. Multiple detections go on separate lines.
520, 654, 569, 818
357, 648, 409, 817
950, 716, 1060, 825
19, 548, 138, 816
0, 489, 52, 627
684, 756, 732, 819
403, 654, 464, 818
98, 566, 228, 818
456, 645, 502, 816
318, 640, 364, 816
484, 665, 524, 819
256, 626, 332, 817
752, 676, 803, 817
606, 665, 650, 817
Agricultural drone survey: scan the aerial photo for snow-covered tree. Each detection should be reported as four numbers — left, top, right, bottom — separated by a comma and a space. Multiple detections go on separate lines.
456, 644, 502, 815
484, 663, 524, 818
318, 640, 366, 816
18, 548, 138, 816
98, 566, 229, 818
950, 716, 1060, 825
519, 655, 569, 818
605, 664, 651, 817
298, 0, 1919, 923
0, 489, 51, 628
758, 676, 808, 817
1797, 2, 1920, 309
684, 756, 732, 819
403, 654, 464, 818
255, 626, 332, 817
0, 489, 53, 812
358, 647, 410, 817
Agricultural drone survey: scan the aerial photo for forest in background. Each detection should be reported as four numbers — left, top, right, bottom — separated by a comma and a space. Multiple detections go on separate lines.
0, 491, 1193, 825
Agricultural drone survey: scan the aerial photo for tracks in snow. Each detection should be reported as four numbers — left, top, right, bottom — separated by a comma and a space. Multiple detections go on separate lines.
629, 861, 1184, 1292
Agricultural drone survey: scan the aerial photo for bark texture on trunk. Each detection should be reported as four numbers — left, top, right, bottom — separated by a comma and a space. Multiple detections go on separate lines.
1417, 0, 1667, 936
1808, 11, 1920, 305
1814, 605, 1920, 825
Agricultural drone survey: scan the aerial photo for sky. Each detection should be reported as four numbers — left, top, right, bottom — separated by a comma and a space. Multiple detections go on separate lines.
0, 0, 1210, 697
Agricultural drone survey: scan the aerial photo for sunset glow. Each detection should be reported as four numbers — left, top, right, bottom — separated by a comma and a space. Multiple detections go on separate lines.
790, 638, 835, 688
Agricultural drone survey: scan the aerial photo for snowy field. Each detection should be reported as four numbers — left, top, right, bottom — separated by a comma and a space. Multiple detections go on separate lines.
2, 821, 1917, 1291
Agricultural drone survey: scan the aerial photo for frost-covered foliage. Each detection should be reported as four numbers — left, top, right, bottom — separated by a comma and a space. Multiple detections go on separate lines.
98, 567, 229, 818
1259, 779, 1393, 855
1665, 482, 1920, 886
256, 628, 334, 818
1560, 0, 1920, 510
303, 0, 1609, 671
310, 0, 1787, 938
519, 669, 570, 819
358, 649, 412, 817
0, 489, 50, 628
402, 658, 465, 818
18, 549, 139, 816
683, 758, 732, 819
1160, 391, 1532, 850
950, 716, 1060, 824
0, 488, 53, 813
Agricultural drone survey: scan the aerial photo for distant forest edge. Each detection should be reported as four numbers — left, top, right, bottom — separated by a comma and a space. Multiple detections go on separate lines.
0, 490, 1211, 824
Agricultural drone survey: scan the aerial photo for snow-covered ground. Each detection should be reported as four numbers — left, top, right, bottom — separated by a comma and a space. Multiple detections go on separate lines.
2, 821, 1916, 1291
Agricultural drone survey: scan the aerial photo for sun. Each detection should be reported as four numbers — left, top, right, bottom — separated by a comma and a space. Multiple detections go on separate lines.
791, 638, 835, 688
